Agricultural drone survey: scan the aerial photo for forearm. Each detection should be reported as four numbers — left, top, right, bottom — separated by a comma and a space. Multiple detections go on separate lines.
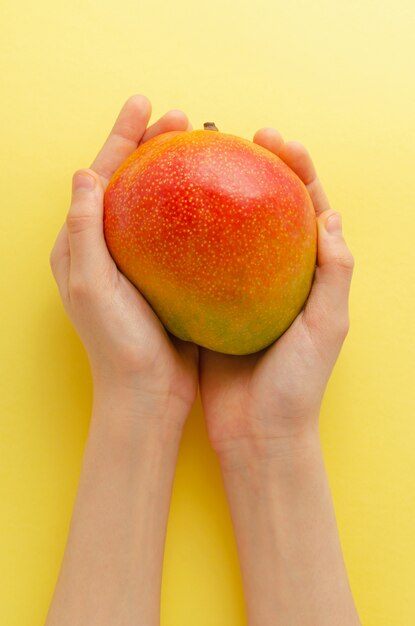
218, 435, 361, 626
45, 383, 183, 626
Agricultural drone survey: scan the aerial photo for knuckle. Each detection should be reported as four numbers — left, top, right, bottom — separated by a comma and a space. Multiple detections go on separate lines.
334, 250, 355, 274
68, 276, 91, 300
304, 304, 350, 345
302, 306, 325, 336
303, 308, 317, 332
66, 212, 94, 235
73, 168, 86, 180
336, 316, 350, 340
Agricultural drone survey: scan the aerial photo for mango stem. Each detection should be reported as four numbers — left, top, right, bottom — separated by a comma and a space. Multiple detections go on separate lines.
203, 122, 219, 131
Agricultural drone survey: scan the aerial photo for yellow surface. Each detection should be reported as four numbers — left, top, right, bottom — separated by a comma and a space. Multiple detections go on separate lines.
1, 0, 414, 624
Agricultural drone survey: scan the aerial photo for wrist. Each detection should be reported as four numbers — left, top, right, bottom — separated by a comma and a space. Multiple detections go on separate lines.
80, 384, 183, 503
91, 370, 191, 433
89, 377, 185, 453
215, 427, 322, 476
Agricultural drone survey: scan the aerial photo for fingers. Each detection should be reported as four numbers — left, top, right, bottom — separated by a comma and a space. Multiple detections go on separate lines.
253, 127, 284, 154
90, 94, 152, 186
66, 169, 109, 285
303, 210, 355, 344
278, 141, 331, 215
55, 99, 192, 302
51, 170, 106, 301
254, 128, 353, 350
140, 109, 192, 144
253, 129, 330, 216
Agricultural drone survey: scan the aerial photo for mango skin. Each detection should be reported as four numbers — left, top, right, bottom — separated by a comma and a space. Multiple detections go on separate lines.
103, 129, 317, 355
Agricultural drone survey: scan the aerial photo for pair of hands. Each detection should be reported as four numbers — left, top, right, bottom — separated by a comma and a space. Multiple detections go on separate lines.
50, 95, 354, 462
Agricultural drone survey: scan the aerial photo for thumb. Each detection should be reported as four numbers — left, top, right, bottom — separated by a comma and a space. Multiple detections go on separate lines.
66, 169, 109, 281
303, 210, 355, 342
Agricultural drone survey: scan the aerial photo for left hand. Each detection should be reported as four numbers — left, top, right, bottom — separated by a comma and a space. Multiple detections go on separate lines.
50, 95, 199, 429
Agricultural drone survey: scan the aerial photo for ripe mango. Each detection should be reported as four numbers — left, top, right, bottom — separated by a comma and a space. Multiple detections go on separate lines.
103, 126, 316, 355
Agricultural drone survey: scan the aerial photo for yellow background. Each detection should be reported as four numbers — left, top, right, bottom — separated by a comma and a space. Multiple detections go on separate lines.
1, 0, 414, 624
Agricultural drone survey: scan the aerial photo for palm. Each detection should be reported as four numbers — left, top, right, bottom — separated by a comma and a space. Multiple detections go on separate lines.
107, 265, 199, 413
200, 311, 333, 448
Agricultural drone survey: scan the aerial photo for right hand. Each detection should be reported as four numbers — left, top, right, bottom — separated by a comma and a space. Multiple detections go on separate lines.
199, 130, 355, 463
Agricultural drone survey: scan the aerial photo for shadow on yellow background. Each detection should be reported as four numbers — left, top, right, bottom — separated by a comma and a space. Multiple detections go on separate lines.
1, 0, 414, 624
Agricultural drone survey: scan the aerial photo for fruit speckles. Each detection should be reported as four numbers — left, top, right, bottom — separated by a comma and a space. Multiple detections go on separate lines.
104, 128, 316, 354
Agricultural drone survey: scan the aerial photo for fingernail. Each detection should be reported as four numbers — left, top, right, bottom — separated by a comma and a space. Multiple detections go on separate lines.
325, 212, 342, 234
73, 171, 96, 191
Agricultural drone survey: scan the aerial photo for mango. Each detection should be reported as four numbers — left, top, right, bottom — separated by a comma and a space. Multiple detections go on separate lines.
103, 125, 317, 355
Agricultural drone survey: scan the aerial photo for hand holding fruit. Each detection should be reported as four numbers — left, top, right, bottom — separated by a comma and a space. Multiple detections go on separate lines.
198, 130, 355, 465
49, 96, 199, 429
51, 95, 353, 451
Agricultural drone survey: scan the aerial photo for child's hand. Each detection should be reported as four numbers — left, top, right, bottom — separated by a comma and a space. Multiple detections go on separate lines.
199, 128, 355, 464
50, 95, 199, 429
